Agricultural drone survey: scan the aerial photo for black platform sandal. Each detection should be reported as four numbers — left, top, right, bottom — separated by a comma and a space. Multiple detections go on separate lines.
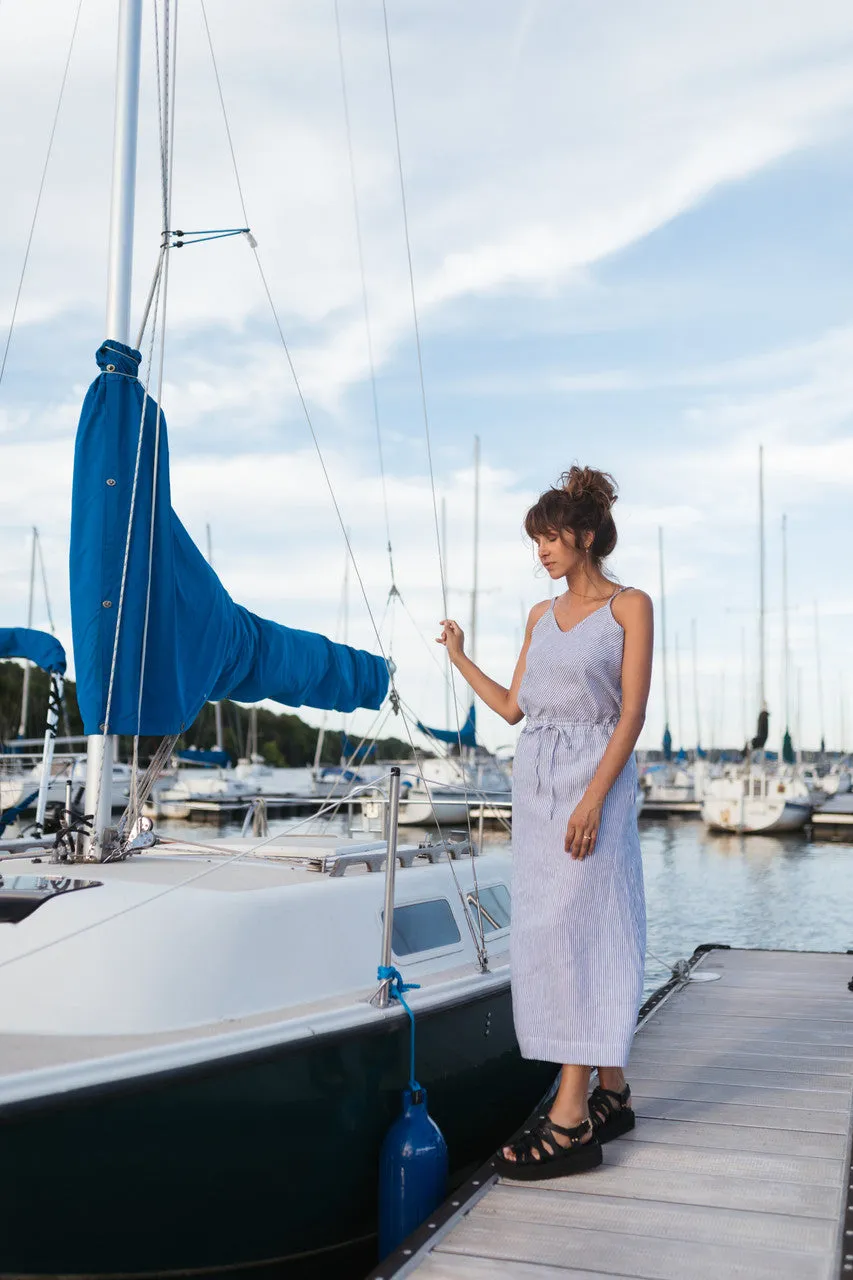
494, 1114, 602, 1181
589, 1082, 635, 1143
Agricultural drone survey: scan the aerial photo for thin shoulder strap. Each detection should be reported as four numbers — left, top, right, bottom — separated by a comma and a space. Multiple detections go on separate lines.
608, 584, 630, 612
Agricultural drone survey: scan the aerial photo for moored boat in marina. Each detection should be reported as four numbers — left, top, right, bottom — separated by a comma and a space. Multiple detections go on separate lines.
0, 833, 551, 1276
701, 762, 814, 833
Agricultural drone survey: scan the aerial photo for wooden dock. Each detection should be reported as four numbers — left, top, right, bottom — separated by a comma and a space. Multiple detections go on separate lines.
371, 946, 853, 1280
811, 795, 853, 838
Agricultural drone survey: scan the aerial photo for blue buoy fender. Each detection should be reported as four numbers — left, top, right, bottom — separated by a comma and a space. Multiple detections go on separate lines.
378, 1086, 448, 1259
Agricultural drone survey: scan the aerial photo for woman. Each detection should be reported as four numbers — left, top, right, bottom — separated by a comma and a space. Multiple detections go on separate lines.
438, 465, 652, 1180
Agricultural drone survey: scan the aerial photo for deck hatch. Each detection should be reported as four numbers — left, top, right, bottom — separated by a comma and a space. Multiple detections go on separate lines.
0, 875, 101, 924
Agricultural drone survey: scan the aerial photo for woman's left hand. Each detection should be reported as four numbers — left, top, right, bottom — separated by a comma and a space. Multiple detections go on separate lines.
565, 796, 603, 859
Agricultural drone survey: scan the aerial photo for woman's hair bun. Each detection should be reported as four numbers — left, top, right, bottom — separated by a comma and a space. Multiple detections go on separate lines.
559, 466, 617, 516
524, 464, 619, 563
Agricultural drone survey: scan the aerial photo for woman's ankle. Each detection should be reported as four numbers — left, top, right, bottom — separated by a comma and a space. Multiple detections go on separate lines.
596, 1067, 627, 1095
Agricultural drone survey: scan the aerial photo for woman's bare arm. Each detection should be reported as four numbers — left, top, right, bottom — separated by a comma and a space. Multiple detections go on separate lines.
565, 589, 654, 858
437, 601, 550, 726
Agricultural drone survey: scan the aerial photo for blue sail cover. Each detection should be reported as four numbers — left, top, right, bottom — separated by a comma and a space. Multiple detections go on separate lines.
417, 703, 477, 748
70, 342, 390, 735
0, 627, 66, 674
341, 733, 377, 761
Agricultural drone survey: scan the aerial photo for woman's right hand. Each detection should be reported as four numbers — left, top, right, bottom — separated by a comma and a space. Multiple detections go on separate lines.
437, 619, 465, 664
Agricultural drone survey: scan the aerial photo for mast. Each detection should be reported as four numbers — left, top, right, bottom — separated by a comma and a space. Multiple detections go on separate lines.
85, 0, 143, 855
691, 616, 701, 751
674, 632, 683, 753
781, 512, 790, 748
17, 526, 37, 738
658, 526, 671, 757
758, 444, 766, 712
206, 523, 224, 753
441, 495, 450, 732
740, 625, 747, 745
469, 436, 480, 679
814, 601, 825, 752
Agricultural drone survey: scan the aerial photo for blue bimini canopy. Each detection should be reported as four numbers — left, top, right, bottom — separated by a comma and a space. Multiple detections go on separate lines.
0, 627, 66, 675
70, 341, 390, 736
417, 703, 477, 748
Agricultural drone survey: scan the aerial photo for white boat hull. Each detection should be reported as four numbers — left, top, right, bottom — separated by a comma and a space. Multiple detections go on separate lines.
702, 795, 811, 833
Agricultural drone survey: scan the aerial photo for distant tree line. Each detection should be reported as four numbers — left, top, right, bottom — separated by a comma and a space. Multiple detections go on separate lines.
0, 661, 413, 766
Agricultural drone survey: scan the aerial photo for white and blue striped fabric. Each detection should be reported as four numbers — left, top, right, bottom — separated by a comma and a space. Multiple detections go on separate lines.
510, 592, 646, 1068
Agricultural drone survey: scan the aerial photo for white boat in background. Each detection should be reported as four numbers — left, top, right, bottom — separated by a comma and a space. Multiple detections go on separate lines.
638, 761, 698, 815
146, 766, 255, 820
701, 763, 815, 834
5, 756, 137, 815
361, 751, 512, 829
801, 762, 851, 797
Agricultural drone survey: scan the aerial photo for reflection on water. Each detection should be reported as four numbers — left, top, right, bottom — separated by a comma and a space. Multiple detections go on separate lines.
158, 811, 853, 1000
640, 818, 853, 993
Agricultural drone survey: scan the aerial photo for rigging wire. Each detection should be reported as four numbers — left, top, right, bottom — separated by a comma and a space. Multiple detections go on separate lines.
0, 0, 84, 391
379, 0, 485, 957
197, 0, 487, 968
333, 0, 395, 590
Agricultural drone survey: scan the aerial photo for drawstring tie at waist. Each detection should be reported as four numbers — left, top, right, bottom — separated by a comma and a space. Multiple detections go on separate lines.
522, 718, 618, 818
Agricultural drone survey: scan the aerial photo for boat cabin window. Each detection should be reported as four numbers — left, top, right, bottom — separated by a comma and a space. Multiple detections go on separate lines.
467, 884, 511, 934
387, 899, 461, 956
752, 779, 762, 798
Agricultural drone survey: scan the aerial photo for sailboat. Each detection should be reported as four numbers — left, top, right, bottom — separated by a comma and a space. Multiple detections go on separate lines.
638, 528, 699, 814
0, 4, 553, 1275
702, 451, 813, 834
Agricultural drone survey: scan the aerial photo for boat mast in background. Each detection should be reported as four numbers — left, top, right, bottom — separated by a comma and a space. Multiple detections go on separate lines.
691, 616, 701, 752
658, 526, 671, 759
441, 495, 450, 732
16, 526, 37, 738
206, 524, 225, 753
814, 601, 825, 752
758, 444, 766, 716
781, 513, 793, 762
674, 631, 683, 753
84, 0, 143, 855
467, 436, 480, 743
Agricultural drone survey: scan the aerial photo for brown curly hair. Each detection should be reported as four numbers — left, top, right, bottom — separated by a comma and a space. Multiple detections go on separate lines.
524, 465, 618, 570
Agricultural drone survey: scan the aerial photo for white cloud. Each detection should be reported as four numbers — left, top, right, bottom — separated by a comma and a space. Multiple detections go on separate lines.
3, 1, 853, 754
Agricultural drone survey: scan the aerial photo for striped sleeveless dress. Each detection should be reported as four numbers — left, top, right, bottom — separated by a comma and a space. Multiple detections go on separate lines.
510, 590, 646, 1067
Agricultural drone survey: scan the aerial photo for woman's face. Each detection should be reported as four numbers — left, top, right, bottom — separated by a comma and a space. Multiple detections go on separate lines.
534, 527, 589, 579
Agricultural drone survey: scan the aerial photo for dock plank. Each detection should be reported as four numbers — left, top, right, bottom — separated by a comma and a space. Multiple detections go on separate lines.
476, 1186, 836, 1253
376, 948, 853, 1280
617, 1117, 849, 1160
437, 1217, 828, 1280
499, 1161, 838, 1217
629, 1064, 852, 1092
412, 1260, 615, 1280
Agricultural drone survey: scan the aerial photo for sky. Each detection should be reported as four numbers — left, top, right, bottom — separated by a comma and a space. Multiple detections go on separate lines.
1, 0, 853, 756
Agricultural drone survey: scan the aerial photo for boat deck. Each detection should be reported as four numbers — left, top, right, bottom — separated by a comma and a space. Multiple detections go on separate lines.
372, 947, 853, 1280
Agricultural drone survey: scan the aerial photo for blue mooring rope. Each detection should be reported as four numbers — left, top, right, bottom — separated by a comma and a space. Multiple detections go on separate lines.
378, 964, 421, 1092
